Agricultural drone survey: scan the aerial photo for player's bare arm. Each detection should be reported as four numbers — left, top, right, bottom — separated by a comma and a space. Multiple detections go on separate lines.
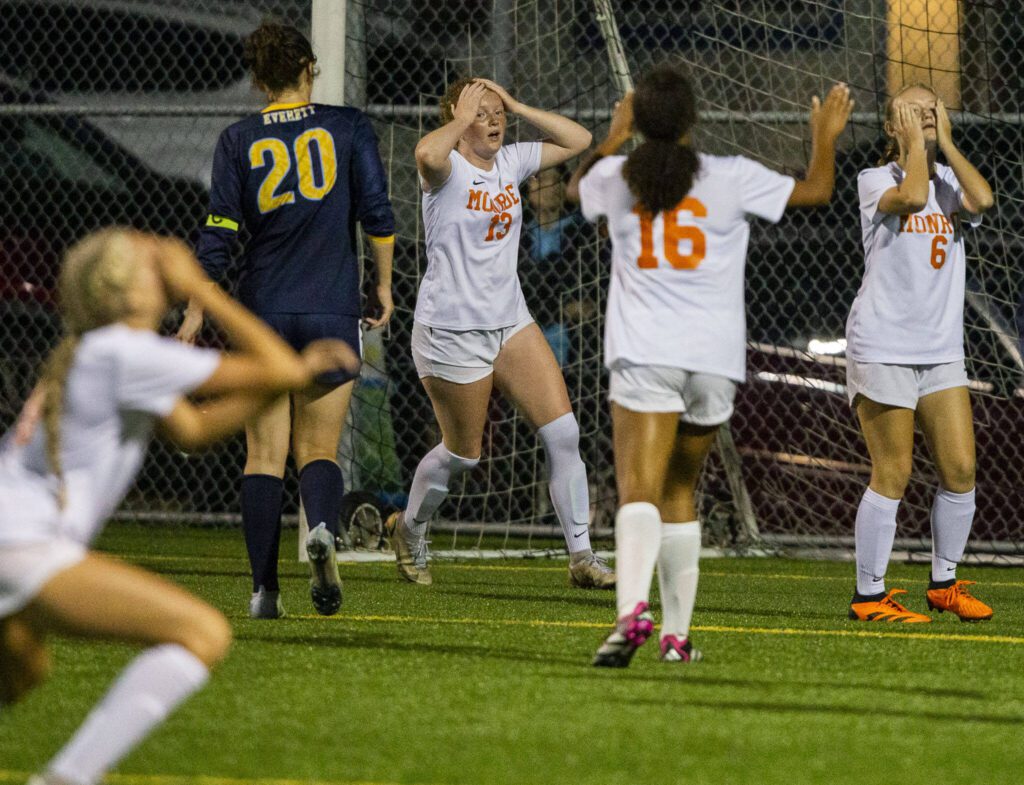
876, 101, 929, 214
477, 78, 593, 169
159, 339, 357, 450
364, 235, 395, 328
151, 238, 316, 396
934, 100, 994, 214
787, 83, 854, 207
567, 92, 634, 202
415, 80, 488, 188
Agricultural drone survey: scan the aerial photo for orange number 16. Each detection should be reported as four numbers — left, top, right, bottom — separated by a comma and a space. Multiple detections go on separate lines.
634, 197, 708, 270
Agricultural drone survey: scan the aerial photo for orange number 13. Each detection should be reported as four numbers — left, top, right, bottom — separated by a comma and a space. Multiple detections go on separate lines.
634, 197, 707, 270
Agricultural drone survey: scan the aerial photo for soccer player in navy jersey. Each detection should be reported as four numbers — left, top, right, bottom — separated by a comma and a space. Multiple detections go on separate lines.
178, 22, 396, 619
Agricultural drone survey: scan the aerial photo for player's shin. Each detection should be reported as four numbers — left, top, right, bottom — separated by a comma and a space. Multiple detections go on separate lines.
46, 644, 209, 785
614, 502, 662, 617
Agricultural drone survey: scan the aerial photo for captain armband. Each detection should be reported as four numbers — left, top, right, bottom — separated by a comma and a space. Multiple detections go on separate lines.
205, 214, 240, 232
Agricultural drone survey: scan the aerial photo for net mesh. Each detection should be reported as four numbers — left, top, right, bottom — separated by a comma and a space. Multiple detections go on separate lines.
0, 1, 1020, 558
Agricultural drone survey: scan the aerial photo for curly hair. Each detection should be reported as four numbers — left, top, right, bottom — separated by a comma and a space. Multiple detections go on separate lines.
623, 62, 701, 215
243, 21, 317, 96
439, 76, 479, 124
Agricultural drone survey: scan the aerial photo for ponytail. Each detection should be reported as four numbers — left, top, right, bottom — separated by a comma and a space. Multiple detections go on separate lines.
623, 139, 701, 216
38, 335, 81, 508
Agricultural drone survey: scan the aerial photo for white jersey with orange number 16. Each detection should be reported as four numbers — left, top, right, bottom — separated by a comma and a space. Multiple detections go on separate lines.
578, 154, 794, 382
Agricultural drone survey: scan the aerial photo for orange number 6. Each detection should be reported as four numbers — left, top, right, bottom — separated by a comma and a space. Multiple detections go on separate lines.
634, 197, 707, 270
930, 235, 948, 269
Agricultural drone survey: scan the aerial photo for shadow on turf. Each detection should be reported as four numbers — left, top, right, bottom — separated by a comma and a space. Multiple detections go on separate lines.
697, 604, 843, 622
615, 696, 1021, 725
432, 587, 613, 608
559, 671, 986, 699
232, 630, 585, 667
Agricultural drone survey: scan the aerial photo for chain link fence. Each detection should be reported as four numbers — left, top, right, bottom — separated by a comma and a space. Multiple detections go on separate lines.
1, 1, 1021, 557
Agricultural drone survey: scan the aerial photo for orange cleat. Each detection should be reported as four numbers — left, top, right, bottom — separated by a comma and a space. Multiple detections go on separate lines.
926, 580, 993, 622
848, 589, 932, 623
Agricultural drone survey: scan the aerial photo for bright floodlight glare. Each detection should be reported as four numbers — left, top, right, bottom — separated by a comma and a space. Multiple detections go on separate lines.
807, 338, 848, 356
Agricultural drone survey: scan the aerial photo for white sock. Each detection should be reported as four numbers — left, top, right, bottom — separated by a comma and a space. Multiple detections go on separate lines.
657, 521, 701, 640
48, 644, 209, 785
405, 443, 479, 537
614, 502, 662, 617
537, 413, 592, 554
930, 486, 976, 582
854, 487, 900, 596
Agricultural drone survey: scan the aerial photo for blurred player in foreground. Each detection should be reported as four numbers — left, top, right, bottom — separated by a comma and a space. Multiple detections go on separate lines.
0, 230, 357, 785
386, 77, 614, 589
571, 63, 852, 666
845, 84, 994, 623
178, 22, 395, 618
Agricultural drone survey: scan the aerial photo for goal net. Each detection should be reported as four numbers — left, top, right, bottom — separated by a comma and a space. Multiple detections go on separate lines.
0, 1, 1019, 562
346, 0, 1024, 560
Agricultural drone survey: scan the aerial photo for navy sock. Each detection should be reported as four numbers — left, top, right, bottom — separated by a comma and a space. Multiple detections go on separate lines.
299, 459, 344, 537
241, 474, 284, 592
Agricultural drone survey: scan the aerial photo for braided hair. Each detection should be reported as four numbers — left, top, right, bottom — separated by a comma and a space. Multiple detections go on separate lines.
38, 229, 136, 506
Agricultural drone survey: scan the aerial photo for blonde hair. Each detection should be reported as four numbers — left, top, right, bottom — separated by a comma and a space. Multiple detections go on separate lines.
879, 82, 936, 165
39, 228, 137, 506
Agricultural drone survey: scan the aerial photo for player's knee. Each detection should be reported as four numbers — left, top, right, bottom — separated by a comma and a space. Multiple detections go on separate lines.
618, 475, 662, 508
180, 608, 232, 668
939, 459, 975, 495
293, 446, 337, 469
538, 412, 580, 457
871, 459, 912, 498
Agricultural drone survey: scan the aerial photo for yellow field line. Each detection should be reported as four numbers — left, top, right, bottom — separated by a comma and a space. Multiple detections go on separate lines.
128, 553, 1024, 588
288, 612, 1024, 645
0, 771, 407, 785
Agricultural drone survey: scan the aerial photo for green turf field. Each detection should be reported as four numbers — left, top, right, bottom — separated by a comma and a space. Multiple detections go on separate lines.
2, 524, 1023, 785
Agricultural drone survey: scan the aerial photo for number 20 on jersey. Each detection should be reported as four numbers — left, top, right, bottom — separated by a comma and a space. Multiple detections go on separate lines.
633, 197, 707, 270
250, 128, 337, 214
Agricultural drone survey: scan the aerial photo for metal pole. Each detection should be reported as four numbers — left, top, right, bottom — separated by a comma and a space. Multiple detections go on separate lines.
300, 0, 349, 562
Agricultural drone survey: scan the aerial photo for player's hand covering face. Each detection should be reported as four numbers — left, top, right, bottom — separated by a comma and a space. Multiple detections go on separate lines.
934, 99, 954, 148
889, 98, 926, 151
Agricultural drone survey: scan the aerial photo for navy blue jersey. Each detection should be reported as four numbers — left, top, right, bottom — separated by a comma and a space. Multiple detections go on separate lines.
197, 102, 395, 316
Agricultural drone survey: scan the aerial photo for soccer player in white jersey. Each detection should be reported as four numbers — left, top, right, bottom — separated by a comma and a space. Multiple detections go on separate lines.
384, 77, 614, 588
571, 63, 853, 666
0, 229, 357, 785
845, 84, 994, 623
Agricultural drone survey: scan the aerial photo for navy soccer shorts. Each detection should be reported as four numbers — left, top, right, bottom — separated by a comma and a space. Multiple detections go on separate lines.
260, 313, 362, 387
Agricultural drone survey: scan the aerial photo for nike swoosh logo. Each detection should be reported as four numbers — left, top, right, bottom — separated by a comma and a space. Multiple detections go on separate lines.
573, 528, 588, 538
472, 179, 485, 185
872, 575, 885, 582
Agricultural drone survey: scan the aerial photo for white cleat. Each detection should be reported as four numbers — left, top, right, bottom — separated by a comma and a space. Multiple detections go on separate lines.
385, 511, 433, 585
306, 522, 343, 615
569, 553, 616, 589
249, 587, 285, 619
